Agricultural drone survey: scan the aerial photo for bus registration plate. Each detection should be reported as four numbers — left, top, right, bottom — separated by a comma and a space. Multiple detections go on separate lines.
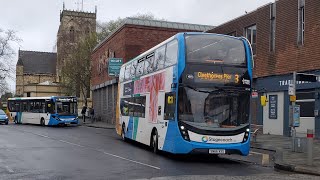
209, 149, 225, 154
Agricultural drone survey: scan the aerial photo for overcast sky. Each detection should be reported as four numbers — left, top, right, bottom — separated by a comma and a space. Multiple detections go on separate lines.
1, 0, 274, 91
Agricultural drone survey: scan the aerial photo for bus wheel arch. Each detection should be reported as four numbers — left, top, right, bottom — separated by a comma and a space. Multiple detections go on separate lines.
150, 128, 158, 154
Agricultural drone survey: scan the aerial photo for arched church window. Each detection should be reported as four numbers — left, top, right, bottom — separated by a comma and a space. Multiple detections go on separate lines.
85, 27, 90, 34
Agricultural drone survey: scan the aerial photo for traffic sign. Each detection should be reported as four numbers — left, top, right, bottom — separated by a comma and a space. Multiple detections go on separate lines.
108, 58, 123, 77
251, 92, 258, 98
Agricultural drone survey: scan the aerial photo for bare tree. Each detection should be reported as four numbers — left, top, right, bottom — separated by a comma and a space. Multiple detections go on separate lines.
0, 29, 21, 78
61, 33, 97, 106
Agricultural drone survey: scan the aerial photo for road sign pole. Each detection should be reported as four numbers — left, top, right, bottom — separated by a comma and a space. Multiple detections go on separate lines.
291, 72, 296, 152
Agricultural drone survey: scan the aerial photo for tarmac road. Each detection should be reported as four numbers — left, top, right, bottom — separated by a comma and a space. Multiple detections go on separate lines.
0, 124, 317, 180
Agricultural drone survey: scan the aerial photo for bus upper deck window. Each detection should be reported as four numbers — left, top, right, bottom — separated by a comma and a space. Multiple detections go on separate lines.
165, 40, 178, 67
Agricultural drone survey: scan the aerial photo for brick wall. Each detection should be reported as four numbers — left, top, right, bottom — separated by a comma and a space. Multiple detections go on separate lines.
91, 24, 196, 87
208, 0, 320, 78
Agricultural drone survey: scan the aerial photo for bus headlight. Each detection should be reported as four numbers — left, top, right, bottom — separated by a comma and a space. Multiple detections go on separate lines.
243, 131, 250, 143
179, 125, 190, 141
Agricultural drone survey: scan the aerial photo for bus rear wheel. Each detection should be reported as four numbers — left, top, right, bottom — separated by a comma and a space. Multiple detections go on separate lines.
151, 130, 158, 154
121, 124, 126, 141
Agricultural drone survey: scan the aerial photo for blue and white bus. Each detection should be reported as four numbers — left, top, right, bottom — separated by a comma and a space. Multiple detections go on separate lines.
8, 96, 79, 126
116, 32, 253, 156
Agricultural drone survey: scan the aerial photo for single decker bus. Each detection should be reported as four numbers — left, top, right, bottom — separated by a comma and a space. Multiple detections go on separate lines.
8, 96, 79, 126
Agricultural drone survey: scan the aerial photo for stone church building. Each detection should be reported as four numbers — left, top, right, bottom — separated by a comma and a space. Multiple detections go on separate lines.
16, 5, 96, 103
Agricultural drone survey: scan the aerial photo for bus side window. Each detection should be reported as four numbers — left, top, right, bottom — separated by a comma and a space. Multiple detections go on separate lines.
144, 53, 154, 74
120, 99, 129, 116
165, 40, 178, 67
45, 101, 54, 114
22, 101, 28, 112
131, 60, 137, 78
136, 58, 145, 77
154, 45, 166, 71
164, 92, 176, 120
119, 66, 125, 82
124, 64, 131, 81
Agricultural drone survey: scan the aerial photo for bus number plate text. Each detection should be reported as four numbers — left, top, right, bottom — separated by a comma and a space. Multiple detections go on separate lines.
209, 149, 225, 154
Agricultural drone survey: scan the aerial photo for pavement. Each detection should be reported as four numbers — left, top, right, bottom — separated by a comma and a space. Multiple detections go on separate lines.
251, 133, 320, 176
81, 118, 115, 129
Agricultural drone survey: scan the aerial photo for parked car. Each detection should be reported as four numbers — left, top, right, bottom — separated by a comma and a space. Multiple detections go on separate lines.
0, 109, 9, 125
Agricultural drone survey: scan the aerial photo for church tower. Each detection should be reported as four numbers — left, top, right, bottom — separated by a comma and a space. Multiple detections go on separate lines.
56, 4, 96, 84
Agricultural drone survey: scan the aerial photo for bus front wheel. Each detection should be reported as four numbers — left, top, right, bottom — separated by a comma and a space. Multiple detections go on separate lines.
40, 118, 45, 126
151, 130, 158, 154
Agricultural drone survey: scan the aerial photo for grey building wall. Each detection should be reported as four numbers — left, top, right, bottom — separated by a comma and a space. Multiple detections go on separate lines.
93, 83, 118, 124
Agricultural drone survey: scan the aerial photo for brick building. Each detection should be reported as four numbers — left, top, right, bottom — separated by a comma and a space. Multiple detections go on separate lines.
91, 18, 213, 123
208, 0, 320, 137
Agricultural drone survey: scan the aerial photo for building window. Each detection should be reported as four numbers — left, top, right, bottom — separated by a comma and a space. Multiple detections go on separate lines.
27, 92, 31, 97
270, 3, 276, 52
296, 90, 314, 117
298, 0, 305, 45
245, 25, 257, 55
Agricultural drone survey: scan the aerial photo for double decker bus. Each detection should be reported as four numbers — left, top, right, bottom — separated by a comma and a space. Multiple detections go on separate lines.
116, 32, 253, 155
8, 96, 79, 126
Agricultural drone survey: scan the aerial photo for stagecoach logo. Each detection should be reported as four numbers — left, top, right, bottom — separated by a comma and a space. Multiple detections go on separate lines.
201, 136, 233, 143
202, 136, 208, 142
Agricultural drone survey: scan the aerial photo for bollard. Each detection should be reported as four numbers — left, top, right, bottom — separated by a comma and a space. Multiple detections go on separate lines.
307, 129, 314, 166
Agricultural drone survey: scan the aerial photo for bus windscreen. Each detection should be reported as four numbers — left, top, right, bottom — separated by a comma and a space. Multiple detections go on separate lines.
185, 35, 246, 66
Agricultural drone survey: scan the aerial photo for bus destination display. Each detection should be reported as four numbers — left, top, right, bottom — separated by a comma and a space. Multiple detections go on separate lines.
194, 72, 240, 84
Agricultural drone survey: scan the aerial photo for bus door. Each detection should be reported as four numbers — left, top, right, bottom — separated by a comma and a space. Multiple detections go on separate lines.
157, 90, 166, 149
22, 100, 32, 123
29, 101, 40, 124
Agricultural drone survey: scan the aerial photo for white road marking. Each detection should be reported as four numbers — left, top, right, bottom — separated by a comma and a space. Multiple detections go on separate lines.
5, 166, 14, 173
59, 140, 85, 147
250, 151, 265, 155
99, 150, 161, 170
34, 133, 50, 139
8, 128, 161, 170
